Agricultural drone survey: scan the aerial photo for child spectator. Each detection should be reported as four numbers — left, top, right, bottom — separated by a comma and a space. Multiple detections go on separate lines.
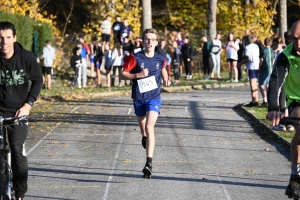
70, 47, 82, 88
111, 42, 124, 86
172, 40, 182, 84
258, 38, 275, 106
94, 41, 103, 87
104, 44, 113, 87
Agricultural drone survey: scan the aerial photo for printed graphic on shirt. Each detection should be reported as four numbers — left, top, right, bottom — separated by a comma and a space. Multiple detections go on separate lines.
0, 70, 25, 86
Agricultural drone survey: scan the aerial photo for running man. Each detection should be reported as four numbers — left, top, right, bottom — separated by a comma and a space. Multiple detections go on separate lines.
267, 20, 300, 199
122, 28, 170, 178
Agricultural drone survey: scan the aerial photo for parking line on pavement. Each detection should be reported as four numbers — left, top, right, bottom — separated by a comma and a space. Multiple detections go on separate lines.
27, 105, 82, 156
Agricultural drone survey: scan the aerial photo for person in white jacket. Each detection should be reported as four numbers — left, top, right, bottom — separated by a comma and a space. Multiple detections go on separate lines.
111, 42, 124, 86
37, 39, 56, 90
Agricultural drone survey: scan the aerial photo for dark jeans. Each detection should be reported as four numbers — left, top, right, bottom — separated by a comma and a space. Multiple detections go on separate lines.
183, 58, 192, 76
7, 124, 28, 198
112, 65, 122, 86
173, 65, 180, 80
72, 66, 79, 86
203, 55, 210, 75
238, 59, 243, 80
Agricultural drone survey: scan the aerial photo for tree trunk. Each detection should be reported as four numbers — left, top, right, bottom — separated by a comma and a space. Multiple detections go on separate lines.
208, 0, 217, 40
280, 0, 287, 44
142, 0, 152, 30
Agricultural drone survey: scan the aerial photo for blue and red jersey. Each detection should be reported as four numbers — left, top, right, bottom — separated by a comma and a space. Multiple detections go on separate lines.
123, 51, 166, 100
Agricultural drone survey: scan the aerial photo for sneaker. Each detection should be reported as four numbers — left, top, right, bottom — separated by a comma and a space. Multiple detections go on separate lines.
78, 85, 82, 89
142, 136, 147, 149
272, 124, 286, 131
244, 102, 259, 107
232, 79, 238, 83
206, 75, 210, 80
70, 83, 76, 89
96, 84, 102, 88
261, 101, 268, 107
118, 84, 123, 87
143, 162, 152, 178
287, 124, 295, 131
203, 75, 207, 79
83, 84, 87, 88
285, 175, 300, 198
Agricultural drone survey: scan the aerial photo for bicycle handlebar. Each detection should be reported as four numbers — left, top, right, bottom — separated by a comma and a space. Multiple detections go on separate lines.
0, 114, 43, 121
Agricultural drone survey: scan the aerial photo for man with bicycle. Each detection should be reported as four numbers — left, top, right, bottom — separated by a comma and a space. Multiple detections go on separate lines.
267, 20, 300, 199
0, 21, 43, 199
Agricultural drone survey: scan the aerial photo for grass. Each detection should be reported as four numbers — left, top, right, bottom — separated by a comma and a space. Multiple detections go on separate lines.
243, 103, 295, 142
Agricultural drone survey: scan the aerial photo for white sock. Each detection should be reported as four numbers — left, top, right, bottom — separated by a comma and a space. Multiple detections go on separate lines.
291, 163, 300, 176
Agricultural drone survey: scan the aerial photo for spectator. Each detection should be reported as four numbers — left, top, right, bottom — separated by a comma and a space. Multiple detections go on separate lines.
210, 33, 222, 79
89, 36, 98, 78
258, 37, 275, 106
112, 15, 123, 44
37, 39, 56, 90
94, 40, 103, 87
236, 37, 244, 80
104, 44, 113, 87
133, 38, 143, 53
121, 19, 133, 44
70, 47, 82, 88
111, 42, 124, 86
172, 41, 182, 84
100, 15, 112, 53
237, 34, 260, 107
199, 35, 211, 79
77, 37, 90, 88
225, 32, 239, 82
175, 32, 185, 76
181, 37, 193, 79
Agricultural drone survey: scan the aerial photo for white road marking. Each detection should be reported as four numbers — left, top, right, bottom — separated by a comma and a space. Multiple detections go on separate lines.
185, 106, 189, 113
27, 106, 82, 156
217, 176, 232, 200
103, 106, 131, 200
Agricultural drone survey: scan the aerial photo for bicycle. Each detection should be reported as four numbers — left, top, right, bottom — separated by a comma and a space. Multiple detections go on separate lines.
0, 114, 43, 200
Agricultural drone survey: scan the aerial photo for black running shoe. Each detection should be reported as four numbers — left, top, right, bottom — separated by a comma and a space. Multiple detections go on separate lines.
142, 136, 147, 149
143, 162, 152, 179
285, 175, 300, 198
244, 101, 259, 107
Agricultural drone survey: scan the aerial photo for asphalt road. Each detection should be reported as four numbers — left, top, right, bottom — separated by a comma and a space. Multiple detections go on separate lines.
25, 86, 290, 200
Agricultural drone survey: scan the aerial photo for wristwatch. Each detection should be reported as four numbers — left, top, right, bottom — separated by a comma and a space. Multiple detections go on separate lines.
26, 100, 34, 106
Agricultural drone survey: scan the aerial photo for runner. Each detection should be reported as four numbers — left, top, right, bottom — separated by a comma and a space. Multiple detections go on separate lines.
267, 20, 300, 199
122, 28, 170, 178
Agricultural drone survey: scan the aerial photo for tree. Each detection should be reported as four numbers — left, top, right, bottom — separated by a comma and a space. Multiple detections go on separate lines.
208, 0, 217, 40
280, 0, 287, 44
142, 0, 152, 30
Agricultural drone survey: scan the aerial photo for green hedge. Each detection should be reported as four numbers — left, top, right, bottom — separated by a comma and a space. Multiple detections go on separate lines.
0, 11, 53, 56
34, 22, 53, 56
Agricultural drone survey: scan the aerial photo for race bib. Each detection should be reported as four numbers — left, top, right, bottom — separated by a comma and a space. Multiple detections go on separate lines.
137, 76, 158, 93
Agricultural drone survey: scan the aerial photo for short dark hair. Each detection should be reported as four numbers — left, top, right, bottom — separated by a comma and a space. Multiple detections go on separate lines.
0, 21, 16, 36
45, 39, 51, 44
73, 47, 80, 54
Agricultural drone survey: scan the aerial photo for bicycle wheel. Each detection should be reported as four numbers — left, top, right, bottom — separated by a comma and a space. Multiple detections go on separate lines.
0, 154, 7, 200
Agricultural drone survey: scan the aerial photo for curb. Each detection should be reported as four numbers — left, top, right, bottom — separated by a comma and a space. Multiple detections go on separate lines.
239, 103, 290, 147
161, 82, 250, 92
